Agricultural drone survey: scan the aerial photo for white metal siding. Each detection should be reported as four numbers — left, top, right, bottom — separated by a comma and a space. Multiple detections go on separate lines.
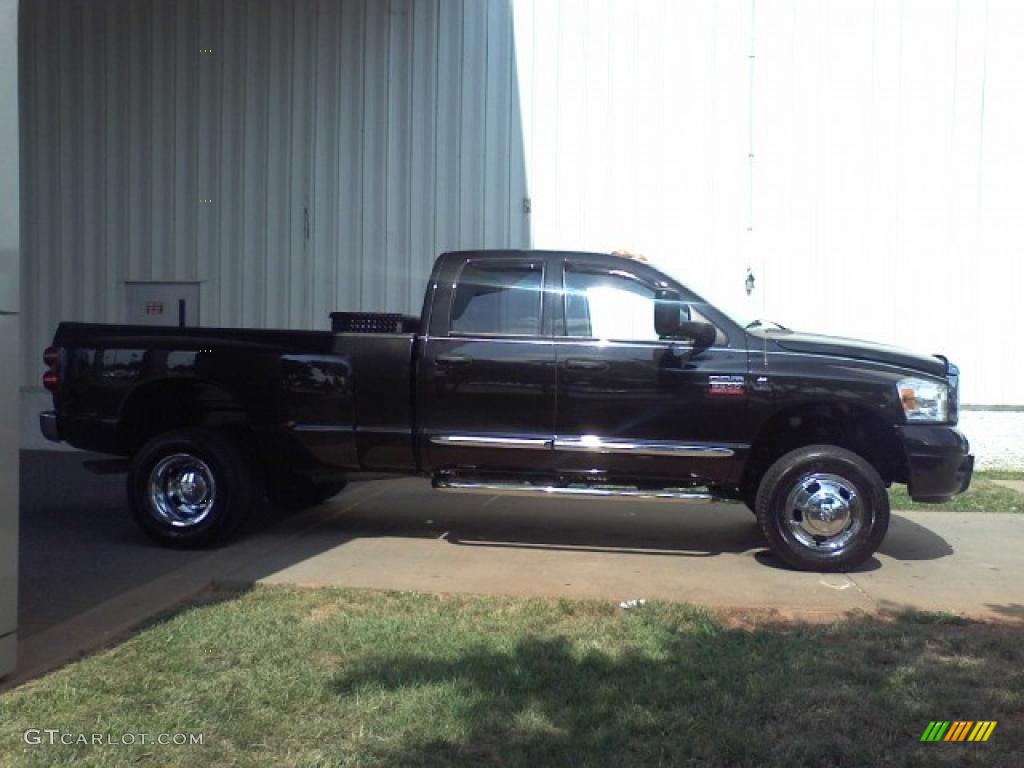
514, 0, 1024, 405
19, 0, 529, 386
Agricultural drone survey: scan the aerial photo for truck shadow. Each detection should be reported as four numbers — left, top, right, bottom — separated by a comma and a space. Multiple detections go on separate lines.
302, 479, 955, 567
18, 450, 212, 639
333, 481, 763, 558
877, 513, 956, 561
441, 510, 954, 565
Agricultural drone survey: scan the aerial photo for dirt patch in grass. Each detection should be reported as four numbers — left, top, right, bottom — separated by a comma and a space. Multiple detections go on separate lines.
711, 606, 874, 629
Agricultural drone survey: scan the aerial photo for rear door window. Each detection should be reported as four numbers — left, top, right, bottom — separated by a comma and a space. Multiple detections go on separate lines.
450, 260, 544, 336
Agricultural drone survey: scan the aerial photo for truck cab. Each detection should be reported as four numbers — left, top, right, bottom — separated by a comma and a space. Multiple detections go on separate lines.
418, 250, 750, 488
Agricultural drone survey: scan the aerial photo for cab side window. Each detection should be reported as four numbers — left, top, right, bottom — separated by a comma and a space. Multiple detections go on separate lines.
563, 264, 661, 341
450, 260, 544, 336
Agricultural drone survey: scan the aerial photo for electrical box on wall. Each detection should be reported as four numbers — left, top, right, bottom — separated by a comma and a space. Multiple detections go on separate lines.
125, 282, 200, 327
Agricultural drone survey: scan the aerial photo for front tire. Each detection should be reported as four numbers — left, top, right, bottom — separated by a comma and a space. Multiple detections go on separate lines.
128, 428, 254, 548
755, 445, 889, 571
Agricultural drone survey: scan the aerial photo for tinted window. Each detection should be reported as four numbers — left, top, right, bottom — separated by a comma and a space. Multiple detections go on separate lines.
450, 261, 543, 336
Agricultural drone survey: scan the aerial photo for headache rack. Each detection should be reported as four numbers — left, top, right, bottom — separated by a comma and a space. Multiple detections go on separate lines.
329, 312, 420, 334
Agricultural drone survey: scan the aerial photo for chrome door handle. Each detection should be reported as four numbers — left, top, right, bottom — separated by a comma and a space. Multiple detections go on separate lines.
435, 354, 472, 367
565, 358, 609, 372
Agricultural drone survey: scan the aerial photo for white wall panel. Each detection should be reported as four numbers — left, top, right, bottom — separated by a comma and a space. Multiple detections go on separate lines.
514, 0, 1024, 405
20, 0, 529, 386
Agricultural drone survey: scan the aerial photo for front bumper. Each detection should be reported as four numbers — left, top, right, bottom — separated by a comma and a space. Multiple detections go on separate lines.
39, 410, 61, 443
898, 424, 974, 502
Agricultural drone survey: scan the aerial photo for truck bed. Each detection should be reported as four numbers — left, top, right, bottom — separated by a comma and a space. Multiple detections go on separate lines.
50, 321, 419, 473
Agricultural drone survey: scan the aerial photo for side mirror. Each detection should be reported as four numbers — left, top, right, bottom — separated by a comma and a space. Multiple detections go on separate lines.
654, 289, 686, 337
678, 320, 717, 349
654, 290, 716, 347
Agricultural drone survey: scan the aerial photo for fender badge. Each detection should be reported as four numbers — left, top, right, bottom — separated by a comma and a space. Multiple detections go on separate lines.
708, 375, 746, 397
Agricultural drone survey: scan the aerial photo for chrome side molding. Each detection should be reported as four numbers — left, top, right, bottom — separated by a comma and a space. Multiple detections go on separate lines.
429, 435, 552, 450
430, 434, 735, 458
433, 477, 716, 504
552, 436, 734, 458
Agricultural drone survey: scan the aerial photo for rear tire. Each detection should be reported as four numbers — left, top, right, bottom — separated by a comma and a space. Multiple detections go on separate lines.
755, 444, 889, 571
128, 427, 254, 548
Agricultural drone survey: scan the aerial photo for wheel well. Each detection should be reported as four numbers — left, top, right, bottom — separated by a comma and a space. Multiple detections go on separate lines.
116, 379, 250, 454
741, 404, 907, 496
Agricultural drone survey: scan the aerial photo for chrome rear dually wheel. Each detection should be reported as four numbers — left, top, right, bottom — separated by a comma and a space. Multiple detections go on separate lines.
148, 453, 217, 528
128, 428, 254, 548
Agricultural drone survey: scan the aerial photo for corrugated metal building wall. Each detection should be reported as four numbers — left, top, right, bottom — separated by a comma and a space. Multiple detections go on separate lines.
19, 0, 529, 386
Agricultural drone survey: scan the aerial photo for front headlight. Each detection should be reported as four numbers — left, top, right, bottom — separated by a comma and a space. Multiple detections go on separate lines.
897, 377, 949, 422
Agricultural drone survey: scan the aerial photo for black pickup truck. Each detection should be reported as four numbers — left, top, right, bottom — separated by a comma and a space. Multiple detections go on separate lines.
39, 250, 973, 570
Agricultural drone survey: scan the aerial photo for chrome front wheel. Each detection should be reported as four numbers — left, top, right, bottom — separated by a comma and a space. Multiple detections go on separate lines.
755, 445, 890, 571
782, 472, 864, 553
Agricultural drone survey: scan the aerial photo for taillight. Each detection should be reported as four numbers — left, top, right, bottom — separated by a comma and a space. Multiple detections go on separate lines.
43, 346, 61, 392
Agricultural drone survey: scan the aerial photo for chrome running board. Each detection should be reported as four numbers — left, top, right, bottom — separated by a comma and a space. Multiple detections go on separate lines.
433, 477, 715, 504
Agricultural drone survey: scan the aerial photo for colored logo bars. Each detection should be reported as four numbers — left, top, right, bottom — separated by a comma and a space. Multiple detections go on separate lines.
920, 721, 997, 742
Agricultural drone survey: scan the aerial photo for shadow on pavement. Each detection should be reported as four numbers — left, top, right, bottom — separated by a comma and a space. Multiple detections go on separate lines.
877, 514, 955, 561
19, 450, 209, 638
17, 451, 377, 640
752, 551, 883, 572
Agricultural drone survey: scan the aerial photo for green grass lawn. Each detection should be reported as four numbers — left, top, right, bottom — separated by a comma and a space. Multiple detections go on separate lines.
2, 587, 1022, 768
889, 470, 1024, 513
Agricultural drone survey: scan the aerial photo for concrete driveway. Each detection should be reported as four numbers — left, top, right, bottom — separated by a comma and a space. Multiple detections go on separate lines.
235, 476, 1022, 621
11, 450, 1024, 685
